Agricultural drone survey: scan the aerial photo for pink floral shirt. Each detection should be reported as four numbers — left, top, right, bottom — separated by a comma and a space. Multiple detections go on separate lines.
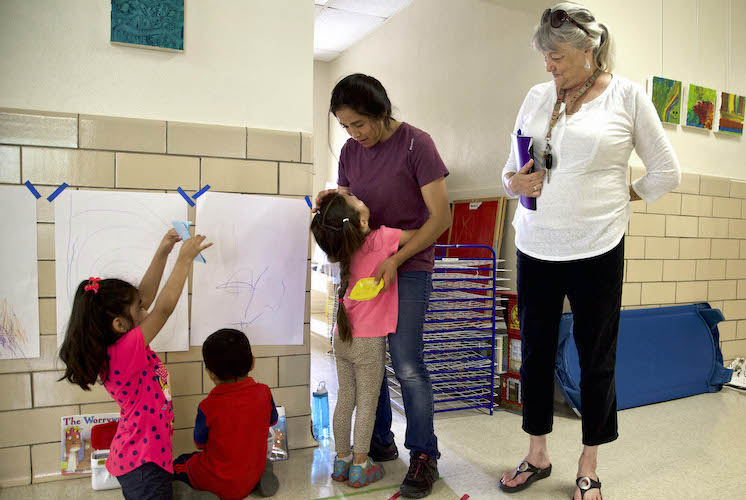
104, 327, 174, 476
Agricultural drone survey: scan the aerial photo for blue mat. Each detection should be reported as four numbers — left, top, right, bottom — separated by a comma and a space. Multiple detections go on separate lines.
555, 303, 732, 414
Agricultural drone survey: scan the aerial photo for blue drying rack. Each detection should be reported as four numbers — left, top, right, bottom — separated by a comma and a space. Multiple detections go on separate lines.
386, 244, 510, 415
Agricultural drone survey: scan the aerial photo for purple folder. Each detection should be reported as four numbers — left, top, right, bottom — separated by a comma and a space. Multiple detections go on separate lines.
511, 132, 536, 211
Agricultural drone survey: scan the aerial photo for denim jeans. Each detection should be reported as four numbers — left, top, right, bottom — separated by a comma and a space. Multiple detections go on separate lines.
371, 271, 440, 459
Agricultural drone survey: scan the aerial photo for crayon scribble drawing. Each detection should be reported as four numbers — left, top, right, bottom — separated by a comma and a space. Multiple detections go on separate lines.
192, 193, 308, 346
0, 186, 40, 360
0, 299, 28, 358
215, 266, 287, 328
54, 190, 189, 352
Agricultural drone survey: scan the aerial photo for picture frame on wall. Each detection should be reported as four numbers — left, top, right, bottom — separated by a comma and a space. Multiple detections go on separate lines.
717, 92, 745, 136
647, 76, 682, 126
111, 0, 184, 52
684, 83, 717, 130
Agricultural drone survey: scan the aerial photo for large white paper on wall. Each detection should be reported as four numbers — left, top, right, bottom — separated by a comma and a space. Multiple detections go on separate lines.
55, 190, 189, 352
0, 186, 40, 359
191, 193, 309, 346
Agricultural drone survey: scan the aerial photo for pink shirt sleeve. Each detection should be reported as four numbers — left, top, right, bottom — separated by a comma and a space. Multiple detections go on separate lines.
378, 226, 402, 258
108, 327, 148, 379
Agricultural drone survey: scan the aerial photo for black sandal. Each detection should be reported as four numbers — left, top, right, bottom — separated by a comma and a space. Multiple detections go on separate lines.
498, 461, 552, 493
574, 476, 603, 500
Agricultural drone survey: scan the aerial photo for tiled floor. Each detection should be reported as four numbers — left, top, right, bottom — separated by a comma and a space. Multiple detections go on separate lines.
3, 324, 746, 500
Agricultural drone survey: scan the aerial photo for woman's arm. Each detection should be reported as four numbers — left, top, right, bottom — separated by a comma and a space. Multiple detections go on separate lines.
139, 229, 181, 310
629, 85, 681, 203
375, 177, 451, 291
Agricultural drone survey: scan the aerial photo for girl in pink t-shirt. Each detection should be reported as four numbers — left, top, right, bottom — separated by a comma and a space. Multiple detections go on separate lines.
311, 193, 414, 489
59, 230, 212, 499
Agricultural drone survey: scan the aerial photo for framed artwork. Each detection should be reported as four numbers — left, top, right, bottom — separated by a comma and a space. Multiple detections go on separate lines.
111, 0, 184, 52
649, 76, 682, 125
685, 84, 717, 130
718, 92, 745, 136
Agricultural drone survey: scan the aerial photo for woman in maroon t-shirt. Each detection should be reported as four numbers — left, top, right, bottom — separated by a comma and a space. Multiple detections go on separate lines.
315, 73, 450, 498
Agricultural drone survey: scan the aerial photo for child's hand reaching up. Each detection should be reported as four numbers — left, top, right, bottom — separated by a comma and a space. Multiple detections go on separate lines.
158, 229, 182, 256
141, 234, 213, 346
178, 234, 213, 262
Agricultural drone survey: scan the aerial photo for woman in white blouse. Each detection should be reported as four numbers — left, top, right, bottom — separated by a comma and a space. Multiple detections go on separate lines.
499, 4, 680, 500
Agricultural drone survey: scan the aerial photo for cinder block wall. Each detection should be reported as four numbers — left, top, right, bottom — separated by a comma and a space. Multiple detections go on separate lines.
0, 108, 316, 487
623, 167, 746, 365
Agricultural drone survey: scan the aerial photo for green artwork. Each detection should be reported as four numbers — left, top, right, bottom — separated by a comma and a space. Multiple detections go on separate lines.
686, 84, 716, 130
650, 76, 681, 125
111, 0, 184, 51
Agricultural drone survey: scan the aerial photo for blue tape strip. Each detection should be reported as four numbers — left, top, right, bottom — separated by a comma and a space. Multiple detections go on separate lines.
171, 221, 206, 263
47, 183, 68, 202
24, 181, 41, 199
192, 184, 211, 199
177, 187, 195, 207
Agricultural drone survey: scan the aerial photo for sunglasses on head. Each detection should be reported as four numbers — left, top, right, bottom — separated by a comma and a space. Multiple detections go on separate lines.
541, 8, 590, 36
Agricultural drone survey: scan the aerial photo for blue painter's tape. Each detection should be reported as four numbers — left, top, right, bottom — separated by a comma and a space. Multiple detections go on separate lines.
47, 183, 68, 202
177, 187, 195, 207
171, 221, 206, 263
192, 184, 211, 199
24, 181, 41, 199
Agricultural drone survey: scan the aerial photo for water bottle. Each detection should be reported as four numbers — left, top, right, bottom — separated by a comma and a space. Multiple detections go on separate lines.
312, 381, 330, 440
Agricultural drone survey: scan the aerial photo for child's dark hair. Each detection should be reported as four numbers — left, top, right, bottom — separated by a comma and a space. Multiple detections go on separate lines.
203, 329, 254, 381
310, 194, 369, 342
330, 73, 394, 129
59, 279, 139, 391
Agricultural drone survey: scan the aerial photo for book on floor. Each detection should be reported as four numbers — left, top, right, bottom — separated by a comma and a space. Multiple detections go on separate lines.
61, 413, 120, 475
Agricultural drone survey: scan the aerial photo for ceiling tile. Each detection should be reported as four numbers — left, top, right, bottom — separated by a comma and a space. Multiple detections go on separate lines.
314, 9, 385, 52
327, 0, 414, 18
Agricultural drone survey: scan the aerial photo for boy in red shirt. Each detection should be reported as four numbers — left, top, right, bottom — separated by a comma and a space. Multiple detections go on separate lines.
173, 329, 279, 499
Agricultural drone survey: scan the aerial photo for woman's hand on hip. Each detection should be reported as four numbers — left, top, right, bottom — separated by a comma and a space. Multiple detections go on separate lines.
506, 159, 545, 198
374, 256, 400, 293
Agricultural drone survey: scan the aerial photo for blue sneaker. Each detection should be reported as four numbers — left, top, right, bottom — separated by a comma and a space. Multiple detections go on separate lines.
347, 458, 385, 488
332, 456, 351, 482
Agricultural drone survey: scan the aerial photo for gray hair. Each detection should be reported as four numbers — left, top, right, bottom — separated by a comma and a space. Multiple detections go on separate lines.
532, 2, 615, 72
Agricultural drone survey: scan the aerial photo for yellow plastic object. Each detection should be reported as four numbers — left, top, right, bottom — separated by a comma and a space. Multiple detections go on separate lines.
348, 277, 385, 301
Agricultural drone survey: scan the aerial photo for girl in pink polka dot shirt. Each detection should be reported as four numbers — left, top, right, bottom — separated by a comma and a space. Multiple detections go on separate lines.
59, 230, 212, 499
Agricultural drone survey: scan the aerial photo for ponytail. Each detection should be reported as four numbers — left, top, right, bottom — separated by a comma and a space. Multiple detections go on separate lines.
593, 22, 615, 73
310, 194, 369, 342
58, 279, 138, 390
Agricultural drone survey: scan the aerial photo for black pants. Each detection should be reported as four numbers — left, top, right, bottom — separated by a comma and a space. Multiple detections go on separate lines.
117, 462, 173, 500
172, 452, 196, 487
517, 237, 623, 446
